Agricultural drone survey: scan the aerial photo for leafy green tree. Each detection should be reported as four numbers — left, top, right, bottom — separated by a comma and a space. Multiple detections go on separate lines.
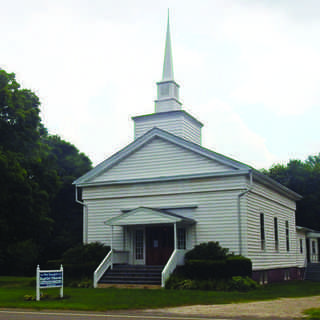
265, 155, 320, 231
43, 135, 92, 259
0, 69, 58, 274
0, 69, 92, 275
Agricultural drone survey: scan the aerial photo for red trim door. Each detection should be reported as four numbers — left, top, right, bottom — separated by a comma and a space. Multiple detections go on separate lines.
146, 226, 174, 265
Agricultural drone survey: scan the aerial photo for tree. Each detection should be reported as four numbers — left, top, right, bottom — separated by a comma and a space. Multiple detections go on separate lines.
0, 69, 92, 275
265, 155, 320, 231
43, 135, 92, 259
0, 69, 58, 274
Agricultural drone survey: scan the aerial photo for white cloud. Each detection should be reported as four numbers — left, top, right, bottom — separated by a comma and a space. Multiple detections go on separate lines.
218, 4, 320, 115
200, 98, 277, 169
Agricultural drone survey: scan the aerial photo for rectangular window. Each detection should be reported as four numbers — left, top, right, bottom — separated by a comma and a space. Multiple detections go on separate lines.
260, 213, 265, 250
135, 230, 144, 260
312, 240, 316, 255
274, 217, 279, 251
285, 221, 290, 251
284, 270, 290, 281
177, 228, 186, 249
300, 239, 303, 254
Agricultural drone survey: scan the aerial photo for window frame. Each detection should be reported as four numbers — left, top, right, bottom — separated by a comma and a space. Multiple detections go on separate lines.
274, 217, 279, 251
285, 220, 290, 252
260, 213, 265, 250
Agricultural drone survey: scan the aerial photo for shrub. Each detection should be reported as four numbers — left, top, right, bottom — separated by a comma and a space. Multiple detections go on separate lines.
165, 276, 259, 291
226, 256, 252, 277
166, 242, 255, 291
229, 276, 259, 291
185, 241, 229, 261
6, 240, 39, 276
61, 242, 110, 279
184, 260, 227, 279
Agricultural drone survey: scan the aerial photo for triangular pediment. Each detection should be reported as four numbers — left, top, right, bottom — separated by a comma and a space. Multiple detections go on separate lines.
74, 128, 250, 186
105, 207, 195, 226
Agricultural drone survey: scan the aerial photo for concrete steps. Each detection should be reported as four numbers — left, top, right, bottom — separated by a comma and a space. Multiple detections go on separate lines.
99, 264, 163, 285
305, 263, 320, 281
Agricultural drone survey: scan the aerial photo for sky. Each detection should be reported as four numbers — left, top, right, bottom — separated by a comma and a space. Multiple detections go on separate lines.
1, 0, 320, 169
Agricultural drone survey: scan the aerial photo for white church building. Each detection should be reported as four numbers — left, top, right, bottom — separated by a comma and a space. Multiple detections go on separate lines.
74, 14, 319, 287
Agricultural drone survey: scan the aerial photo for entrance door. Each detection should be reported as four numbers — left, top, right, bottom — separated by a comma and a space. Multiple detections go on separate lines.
133, 229, 145, 265
146, 226, 174, 265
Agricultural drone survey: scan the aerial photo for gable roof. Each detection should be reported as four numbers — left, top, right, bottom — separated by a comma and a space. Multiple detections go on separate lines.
73, 127, 250, 186
104, 207, 196, 226
73, 127, 301, 201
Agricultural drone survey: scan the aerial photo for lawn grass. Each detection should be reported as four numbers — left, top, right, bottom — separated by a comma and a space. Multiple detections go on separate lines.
304, 308, 320, 320
1, 276, 320, 311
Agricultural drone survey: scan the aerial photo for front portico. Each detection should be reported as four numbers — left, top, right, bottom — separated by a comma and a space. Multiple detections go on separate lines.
105, 207, 195, 266
93, 207, 195, 287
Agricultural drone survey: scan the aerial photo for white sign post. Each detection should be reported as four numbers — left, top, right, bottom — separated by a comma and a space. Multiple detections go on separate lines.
36, 265, 63, 301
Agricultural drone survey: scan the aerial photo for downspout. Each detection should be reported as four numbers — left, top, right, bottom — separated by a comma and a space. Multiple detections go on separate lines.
75, 186, 88, 244
237, 169, 253, 256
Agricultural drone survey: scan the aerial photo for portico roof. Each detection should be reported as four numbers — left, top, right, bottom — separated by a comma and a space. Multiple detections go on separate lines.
104, 206, 196, 226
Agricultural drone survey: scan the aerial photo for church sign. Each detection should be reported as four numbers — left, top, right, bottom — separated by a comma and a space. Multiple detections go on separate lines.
36, 265, 63, 301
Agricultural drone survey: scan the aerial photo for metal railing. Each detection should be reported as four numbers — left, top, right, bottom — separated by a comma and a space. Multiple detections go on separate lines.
161, 249, 186, 287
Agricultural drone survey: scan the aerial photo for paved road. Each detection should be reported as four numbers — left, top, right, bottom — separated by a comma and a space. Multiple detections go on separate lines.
0, 310, 228, 320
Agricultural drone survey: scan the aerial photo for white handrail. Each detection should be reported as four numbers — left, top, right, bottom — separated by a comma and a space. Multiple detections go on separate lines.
93, 249, 113, 288
161, 249, 186, 287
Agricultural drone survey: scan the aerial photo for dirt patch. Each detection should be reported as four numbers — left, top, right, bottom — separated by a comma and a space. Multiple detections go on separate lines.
148, 296, 320, 319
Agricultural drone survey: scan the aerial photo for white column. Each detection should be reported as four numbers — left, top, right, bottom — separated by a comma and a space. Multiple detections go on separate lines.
174, 223, 177, 250
111, 226, 114, 269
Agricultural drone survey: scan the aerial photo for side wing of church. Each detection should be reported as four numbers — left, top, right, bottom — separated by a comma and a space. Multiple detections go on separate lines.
74, 13, 318, 287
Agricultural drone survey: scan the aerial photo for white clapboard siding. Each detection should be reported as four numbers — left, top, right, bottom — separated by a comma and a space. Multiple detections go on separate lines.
134, 112, 201, 144
83, 175, 246, 200
84, 175, 247, 255
296, 230, 306, 267
246, 181, 298, 270
92, 137, 233, 183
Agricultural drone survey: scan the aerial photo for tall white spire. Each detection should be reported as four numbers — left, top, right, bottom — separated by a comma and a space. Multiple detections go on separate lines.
162, 10, 174, 81
155, 10, 182, 113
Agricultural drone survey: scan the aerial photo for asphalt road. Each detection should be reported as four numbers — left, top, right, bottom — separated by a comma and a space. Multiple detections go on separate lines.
0, 310, 229, 320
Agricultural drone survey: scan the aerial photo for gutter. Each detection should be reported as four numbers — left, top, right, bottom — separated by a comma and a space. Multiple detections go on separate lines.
237, 169, 253, 256
75, 186, 88, 244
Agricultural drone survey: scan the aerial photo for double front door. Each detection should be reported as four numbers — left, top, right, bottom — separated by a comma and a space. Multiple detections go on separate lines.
133, 226, 174, 265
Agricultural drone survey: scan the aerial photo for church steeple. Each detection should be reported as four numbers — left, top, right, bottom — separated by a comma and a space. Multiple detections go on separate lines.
132, 11, 203, 145
155, 10, 182, 113
162, 11, 174, 81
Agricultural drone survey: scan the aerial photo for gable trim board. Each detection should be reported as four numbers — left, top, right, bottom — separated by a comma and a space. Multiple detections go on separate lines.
73, 127, 248, 186
73, 127, 301, 202
105, 207, 196, 226
76, 170, 250, 187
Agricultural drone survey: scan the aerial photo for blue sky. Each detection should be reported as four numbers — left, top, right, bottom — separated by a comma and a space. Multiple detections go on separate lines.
1, 0, 319, 169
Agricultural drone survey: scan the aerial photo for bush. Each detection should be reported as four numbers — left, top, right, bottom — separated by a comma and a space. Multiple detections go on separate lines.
184, 260, 227, 279
229, 276, 259, 291
226, 256, 252, 277
185, 242, 229, 261
165, 275, 259, 291
61, 242, 110, 279
166, 242, 255, 291
6, 240, 39, 276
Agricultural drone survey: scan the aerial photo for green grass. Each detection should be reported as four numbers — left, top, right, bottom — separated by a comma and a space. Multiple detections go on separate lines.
1, 277, 320, 311
304, 308, 320, 320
